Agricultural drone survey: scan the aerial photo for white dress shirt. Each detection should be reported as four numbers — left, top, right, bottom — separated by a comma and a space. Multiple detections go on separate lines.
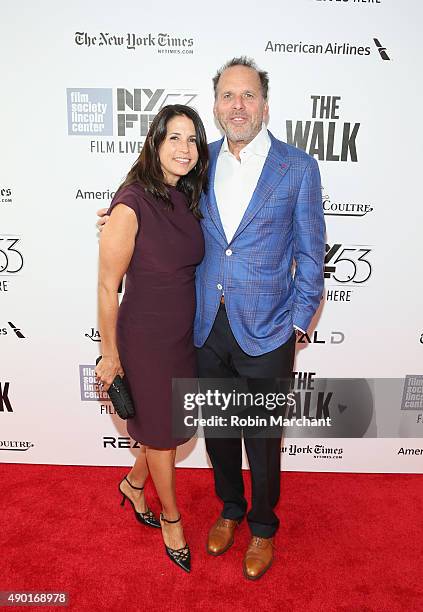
214, 123, 271, 243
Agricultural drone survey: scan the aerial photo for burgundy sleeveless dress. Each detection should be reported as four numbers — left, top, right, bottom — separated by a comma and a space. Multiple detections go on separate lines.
108, 183, 204, 448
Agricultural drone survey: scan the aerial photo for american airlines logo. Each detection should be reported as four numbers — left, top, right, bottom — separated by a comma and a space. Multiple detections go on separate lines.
373, 38, 390, 61
0, 322, 26, 338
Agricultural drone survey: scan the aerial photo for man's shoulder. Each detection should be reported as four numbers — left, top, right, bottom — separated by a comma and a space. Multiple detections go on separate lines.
269, 132, 317, 167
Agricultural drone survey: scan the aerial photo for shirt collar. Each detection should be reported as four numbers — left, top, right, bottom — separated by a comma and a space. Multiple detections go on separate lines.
220, 123, 271, 158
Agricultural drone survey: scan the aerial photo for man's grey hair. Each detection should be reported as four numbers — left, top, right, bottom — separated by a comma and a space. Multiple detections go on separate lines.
212, 56, 269, 100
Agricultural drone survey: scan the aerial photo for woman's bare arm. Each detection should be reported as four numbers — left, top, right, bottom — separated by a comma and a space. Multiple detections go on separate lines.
96, 204, 138, 390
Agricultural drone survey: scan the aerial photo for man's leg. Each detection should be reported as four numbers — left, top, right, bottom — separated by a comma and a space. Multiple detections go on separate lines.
231, 331, 296, 538
197, 304, 247, 522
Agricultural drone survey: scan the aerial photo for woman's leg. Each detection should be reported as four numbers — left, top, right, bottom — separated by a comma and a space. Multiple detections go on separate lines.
120, 444, 150, 512
145, 446, 186, 550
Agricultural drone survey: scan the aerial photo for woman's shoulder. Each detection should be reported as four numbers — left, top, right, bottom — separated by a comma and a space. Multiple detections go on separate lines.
112, 182, 147, 202
108, 183, 148, 221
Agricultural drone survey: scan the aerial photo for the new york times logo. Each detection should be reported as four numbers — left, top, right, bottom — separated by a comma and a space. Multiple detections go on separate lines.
286, 95, 359, 162
1, 188, 12, 204
0, 322, 25, 338
0, 382, 12, 412
75, 32, 194, 54
282, 443, 343, 460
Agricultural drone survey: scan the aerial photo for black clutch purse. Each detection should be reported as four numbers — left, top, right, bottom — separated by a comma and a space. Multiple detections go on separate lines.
96, 357, 135, 420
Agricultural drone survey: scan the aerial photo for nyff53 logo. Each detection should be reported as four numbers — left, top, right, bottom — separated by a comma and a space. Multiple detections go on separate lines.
325, 243, 372, 285
0, 237, 24, 274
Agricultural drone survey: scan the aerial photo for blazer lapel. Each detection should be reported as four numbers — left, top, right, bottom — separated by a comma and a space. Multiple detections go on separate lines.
230, 133, 291, 243
205, 138, 227, 244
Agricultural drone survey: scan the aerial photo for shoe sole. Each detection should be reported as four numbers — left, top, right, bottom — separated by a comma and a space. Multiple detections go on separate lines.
206, 537, 234, 557
242, 559, 273, 581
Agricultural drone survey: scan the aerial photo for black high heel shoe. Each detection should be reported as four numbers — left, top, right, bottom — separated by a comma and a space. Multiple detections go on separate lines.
160, 513, 191, 573
119, 475, 160, 528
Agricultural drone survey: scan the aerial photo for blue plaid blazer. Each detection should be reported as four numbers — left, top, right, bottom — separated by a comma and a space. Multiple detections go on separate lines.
194, 131, 325, 356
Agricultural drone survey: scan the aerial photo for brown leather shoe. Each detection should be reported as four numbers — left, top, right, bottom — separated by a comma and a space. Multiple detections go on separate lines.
207, 517, 240, 556
243, 536, 274, 580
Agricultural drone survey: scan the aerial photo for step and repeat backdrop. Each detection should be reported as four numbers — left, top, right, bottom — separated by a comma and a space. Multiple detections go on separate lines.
1, 0, 422, 472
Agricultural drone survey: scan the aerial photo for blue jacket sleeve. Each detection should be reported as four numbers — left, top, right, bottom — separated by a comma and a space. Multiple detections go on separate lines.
292, 157, 326, 332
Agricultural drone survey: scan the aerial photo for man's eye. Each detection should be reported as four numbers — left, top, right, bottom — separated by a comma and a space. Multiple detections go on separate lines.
245, 93, 254, 99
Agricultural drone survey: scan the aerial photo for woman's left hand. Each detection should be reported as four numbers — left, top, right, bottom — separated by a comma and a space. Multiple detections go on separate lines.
95, 355, 124, 392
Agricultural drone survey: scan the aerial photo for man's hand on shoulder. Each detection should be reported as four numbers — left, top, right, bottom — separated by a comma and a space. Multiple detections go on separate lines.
97, 208, 110, 231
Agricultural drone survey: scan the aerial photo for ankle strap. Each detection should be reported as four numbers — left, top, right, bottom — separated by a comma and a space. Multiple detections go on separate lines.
160, 513, 181, 524
124, 475, 144, 491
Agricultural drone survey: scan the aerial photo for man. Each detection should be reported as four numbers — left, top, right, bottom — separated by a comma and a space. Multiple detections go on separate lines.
195, 57, 325, 580
98, 57, 325, 580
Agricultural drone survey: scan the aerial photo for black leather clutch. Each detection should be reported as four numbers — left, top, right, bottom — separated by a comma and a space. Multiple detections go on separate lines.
96, 357, 135, 420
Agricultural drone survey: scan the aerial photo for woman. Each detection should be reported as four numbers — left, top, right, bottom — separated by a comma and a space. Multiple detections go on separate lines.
95, 104, 208, 573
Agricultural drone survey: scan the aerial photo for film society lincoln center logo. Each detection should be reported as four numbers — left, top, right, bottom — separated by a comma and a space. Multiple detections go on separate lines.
79, 364, 108, 401
67, 89, 113, 136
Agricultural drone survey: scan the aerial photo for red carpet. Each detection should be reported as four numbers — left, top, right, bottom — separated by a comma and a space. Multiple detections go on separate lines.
1, 464, 422, 612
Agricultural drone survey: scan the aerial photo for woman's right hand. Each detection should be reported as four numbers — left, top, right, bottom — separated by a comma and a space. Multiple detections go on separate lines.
96, 208, 110, 232
95, 355, 124, 392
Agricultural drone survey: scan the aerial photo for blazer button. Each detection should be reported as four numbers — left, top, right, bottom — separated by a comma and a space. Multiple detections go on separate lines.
225, 249, 233, 256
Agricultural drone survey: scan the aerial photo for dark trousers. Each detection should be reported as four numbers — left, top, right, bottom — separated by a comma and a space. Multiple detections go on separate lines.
197, 304, 296, 538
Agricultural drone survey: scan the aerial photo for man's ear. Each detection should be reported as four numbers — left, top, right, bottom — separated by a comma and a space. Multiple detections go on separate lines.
263, 101, 269, 123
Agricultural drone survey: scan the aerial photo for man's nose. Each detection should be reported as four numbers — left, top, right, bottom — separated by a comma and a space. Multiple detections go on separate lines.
232, 95, 245, 109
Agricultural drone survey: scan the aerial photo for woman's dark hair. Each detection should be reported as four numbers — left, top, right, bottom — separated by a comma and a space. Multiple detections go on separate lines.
116, 104, 208, 218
